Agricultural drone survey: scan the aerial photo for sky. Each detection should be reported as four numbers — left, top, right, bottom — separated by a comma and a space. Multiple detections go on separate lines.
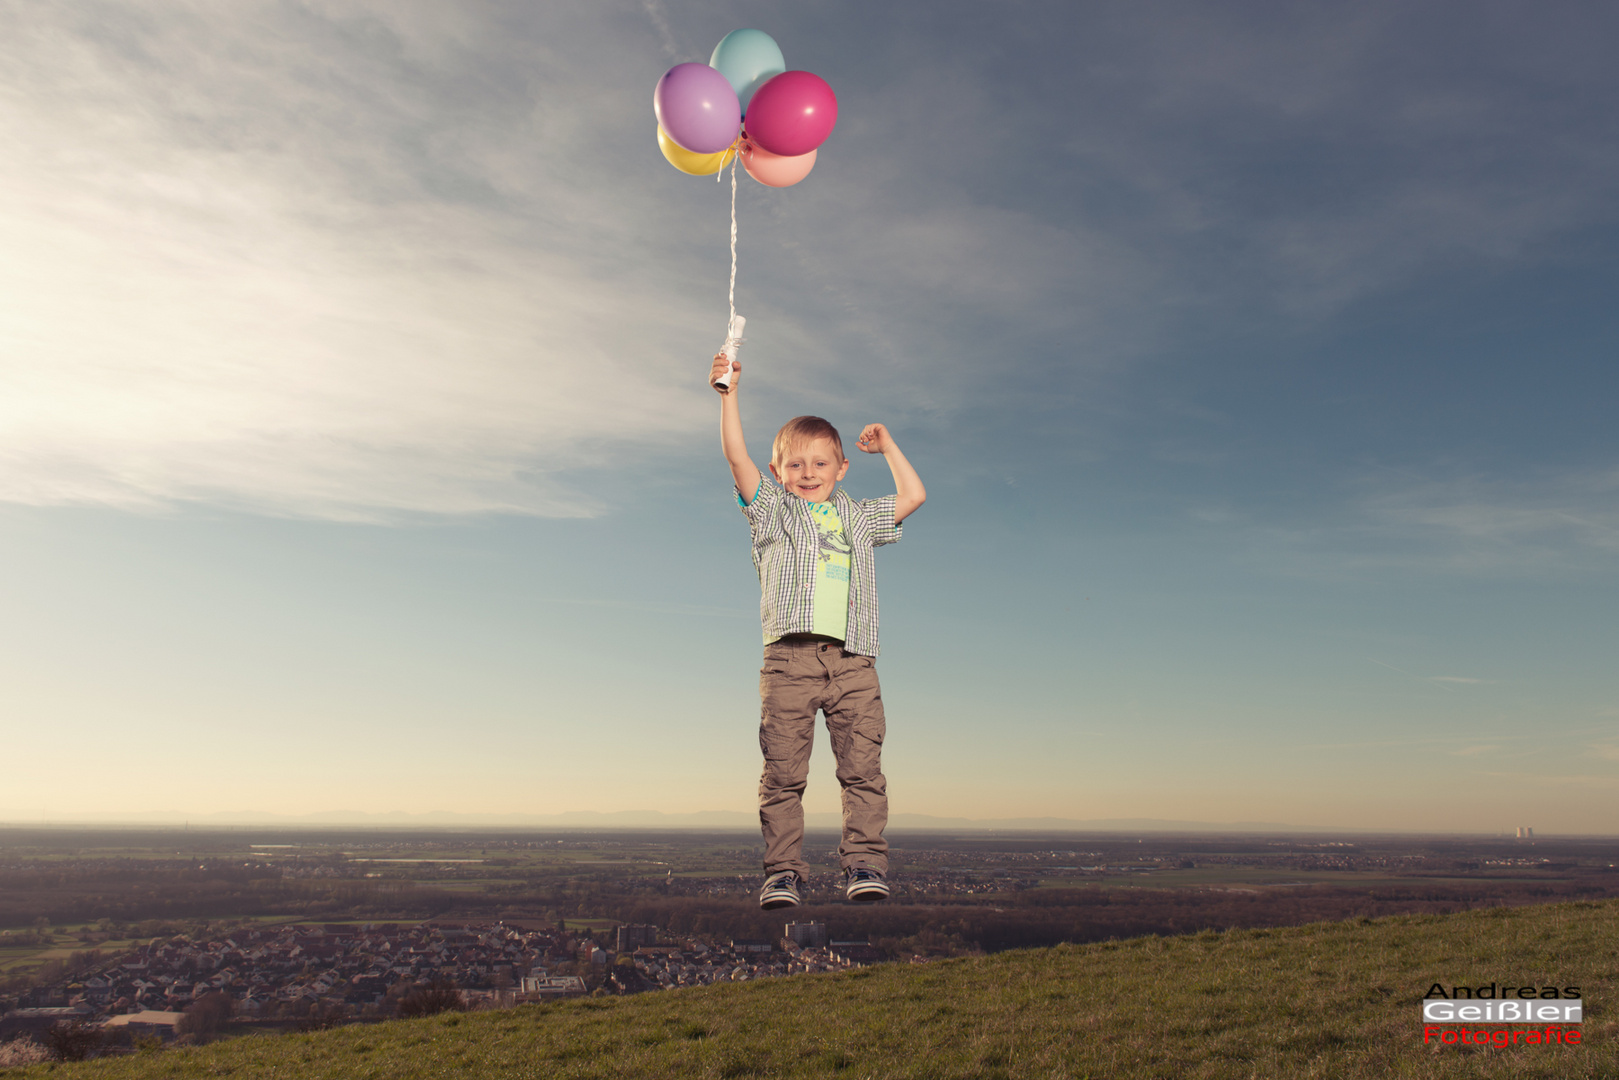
2, 1, 1616, 834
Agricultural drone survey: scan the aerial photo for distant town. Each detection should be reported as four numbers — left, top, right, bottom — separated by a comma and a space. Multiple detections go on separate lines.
1, 917, 881, 1046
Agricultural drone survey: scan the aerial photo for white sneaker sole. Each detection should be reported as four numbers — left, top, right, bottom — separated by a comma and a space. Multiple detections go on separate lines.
760, 877, 802, 909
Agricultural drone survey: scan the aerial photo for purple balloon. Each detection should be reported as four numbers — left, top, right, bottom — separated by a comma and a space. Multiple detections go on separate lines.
653, 63, 741, 154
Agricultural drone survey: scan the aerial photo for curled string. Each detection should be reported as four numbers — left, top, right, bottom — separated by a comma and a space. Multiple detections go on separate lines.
722, 136, 744, 331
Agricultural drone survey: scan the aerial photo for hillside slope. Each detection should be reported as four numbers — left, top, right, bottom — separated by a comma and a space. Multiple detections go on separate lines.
10, 900, 1617, 1080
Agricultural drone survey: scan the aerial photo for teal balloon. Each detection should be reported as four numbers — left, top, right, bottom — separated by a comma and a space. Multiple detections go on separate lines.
709, 29, 786, 114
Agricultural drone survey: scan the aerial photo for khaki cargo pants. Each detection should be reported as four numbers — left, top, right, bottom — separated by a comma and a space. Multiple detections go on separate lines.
758, 637, 888, 877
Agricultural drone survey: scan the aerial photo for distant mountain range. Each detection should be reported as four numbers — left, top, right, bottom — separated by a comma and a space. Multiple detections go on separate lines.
0, 808, 1349, 833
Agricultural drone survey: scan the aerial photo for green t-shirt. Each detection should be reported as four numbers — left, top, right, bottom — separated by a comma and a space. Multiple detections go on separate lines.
763, 498, 850, 644
807, 500, 851, 641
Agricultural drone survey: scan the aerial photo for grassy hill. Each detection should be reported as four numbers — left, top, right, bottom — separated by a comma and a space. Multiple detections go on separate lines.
8, 900, 1617, 1079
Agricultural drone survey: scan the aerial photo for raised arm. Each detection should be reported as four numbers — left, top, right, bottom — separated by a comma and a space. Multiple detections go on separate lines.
712, 352, 762, 504
856, 423, 926, 523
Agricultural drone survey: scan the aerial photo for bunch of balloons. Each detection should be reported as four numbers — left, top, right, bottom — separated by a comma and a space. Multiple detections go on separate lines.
653, 29, 838, 188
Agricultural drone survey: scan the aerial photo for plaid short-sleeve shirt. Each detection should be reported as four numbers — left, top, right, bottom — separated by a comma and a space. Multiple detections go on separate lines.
736, 477, 903, 657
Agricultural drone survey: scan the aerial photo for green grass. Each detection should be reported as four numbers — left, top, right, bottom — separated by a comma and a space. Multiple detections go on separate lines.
0, 935, 144, 977
10, 901, 1618, 1079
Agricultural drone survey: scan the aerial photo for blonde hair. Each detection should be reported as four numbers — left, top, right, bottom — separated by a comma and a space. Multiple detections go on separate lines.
772, 416, 844, 468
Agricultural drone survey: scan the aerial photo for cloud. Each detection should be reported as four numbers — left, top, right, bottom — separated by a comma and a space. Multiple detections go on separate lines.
1481, 772, 1619, 790
639, 0, 683, 61
1365, 660, 1492, 688
1090, 4, 1619, 316
0, 1, 1140, 520
1352, 469, 1619, 571
1368, 476, 1619, 550
4, 2, 1617, 521
1230, 466, 1619, 580
1449, 744, 1499, 757
0, 2, 729, 520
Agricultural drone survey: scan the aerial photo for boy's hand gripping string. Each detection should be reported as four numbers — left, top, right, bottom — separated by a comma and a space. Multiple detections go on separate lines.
712, 143, 745, 393
714, 315, 745, 392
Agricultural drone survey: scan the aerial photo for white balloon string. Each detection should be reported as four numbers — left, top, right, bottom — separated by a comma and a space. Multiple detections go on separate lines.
727, 141, 740, 330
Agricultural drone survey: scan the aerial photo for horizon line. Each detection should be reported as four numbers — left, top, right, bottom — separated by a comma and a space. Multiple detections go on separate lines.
0, 811, 1594, 839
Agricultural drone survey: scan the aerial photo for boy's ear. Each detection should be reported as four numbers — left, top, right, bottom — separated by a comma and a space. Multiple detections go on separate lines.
835, 458, 850, 481
768, 463, 781, 482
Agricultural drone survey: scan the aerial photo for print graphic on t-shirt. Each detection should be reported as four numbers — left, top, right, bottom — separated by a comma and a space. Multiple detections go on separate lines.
807, 500, 851, 640
809, 502, 851, 579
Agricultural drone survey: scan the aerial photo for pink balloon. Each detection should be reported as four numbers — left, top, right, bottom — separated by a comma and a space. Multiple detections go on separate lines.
743, 71, 838, 158
653, 63, 741, 154
741, 140, 817, 188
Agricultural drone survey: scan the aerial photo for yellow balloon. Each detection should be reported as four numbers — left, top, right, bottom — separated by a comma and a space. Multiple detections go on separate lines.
657, 125, 736, 175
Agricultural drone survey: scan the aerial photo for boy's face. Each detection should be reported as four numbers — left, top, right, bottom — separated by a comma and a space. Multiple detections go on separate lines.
769, 437, 849, 503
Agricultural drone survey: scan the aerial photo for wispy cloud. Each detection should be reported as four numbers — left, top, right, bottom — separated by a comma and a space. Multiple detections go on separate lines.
1235, 467, 1619, 580
1342, 469, 1619, 577
1300, 724, 1609, 754
1480, 772, 1619, 790
0, 3, 727, 520
1366, 659, 1491, 687
5, 2, 1617, 522
639, 0, 683, 61
1364, 472, 1619, 555
979, 4, 1619, 319
0, 2, 1138, 520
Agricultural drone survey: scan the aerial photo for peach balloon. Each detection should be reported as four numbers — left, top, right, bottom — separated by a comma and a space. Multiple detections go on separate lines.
741, 141, 817, 188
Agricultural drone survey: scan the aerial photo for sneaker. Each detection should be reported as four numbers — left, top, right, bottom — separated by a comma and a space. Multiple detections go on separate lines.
844, 866, 890, 903
759, 871, 802, 910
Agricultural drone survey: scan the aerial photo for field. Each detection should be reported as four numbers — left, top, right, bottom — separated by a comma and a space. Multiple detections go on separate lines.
3, 900, 1614, 1079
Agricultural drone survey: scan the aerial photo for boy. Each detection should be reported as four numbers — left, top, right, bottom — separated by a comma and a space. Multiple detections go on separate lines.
710, 351, 925, 910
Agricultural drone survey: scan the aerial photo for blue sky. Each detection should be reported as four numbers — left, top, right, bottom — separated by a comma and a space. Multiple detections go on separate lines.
2, 1, 1616, 832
